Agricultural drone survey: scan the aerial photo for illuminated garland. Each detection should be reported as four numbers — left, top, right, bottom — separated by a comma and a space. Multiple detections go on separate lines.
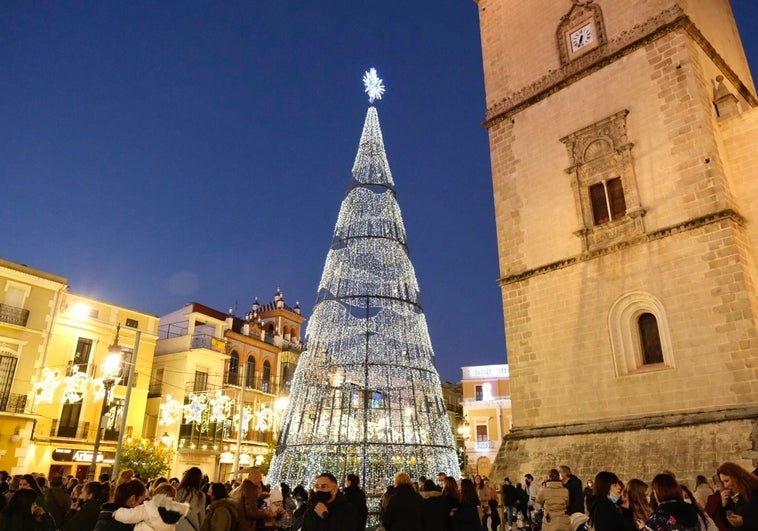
159, 395, 183, 425
268, 84, 458, 495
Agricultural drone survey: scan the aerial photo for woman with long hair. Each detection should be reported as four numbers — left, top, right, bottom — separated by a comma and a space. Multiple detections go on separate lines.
456, 478, 484, 531
680, 484, 718, 531
621, 478, 653, 526
716, 461, 758, 529
0, 489, 56, 531
61, 481, 108, 531
175, 467, 206, 531
93, 479, 147, 531
644, 474, 699, 531
587, 471, 636, 531
18, 475, 44, 499
443, 477, 461, 531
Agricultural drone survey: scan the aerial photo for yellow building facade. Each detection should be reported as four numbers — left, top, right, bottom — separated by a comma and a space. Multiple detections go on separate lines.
459, 364, 511, 478
475, 0, 758, 484
0, 258, 159, 478
147, 293, 305, 480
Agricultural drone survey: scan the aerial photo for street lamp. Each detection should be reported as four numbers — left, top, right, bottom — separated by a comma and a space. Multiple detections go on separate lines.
87, 326, 123, 481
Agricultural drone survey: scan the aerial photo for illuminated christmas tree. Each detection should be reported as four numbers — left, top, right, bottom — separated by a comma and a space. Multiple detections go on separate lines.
268, 69, 458, 492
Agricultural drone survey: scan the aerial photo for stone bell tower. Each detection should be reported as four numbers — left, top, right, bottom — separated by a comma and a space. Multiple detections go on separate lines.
475, 0, 758, 483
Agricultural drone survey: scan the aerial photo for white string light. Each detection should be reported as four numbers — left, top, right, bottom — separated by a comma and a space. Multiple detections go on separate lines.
269, 96, 458, 495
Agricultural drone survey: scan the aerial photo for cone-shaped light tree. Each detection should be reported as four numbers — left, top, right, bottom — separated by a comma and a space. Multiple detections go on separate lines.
268, 69, 459, 491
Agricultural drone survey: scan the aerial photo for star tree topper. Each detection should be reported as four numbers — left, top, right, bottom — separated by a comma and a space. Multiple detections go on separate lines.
363, 67, 386, 104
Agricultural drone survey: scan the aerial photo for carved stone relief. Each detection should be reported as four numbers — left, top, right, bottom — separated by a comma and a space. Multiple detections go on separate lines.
561, 110, 646, 251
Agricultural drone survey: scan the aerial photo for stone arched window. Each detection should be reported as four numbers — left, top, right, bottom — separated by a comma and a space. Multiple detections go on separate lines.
608, 291, 673, 375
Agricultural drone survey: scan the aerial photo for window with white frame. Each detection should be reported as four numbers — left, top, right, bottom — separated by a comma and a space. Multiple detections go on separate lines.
608, 291, 673, 375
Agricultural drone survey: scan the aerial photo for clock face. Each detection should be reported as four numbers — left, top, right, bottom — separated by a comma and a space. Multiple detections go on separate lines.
570, 24, 594, 52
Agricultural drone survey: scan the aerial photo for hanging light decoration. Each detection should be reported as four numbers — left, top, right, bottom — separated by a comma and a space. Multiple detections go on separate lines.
159, 395, 183, 425
34, 368, 62, 404
268, 69, 458, 497
183, 393, 207, 424
209, 391, 234, 424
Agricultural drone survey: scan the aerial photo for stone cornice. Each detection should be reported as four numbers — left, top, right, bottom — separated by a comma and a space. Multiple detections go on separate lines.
504, 403, 758, 440
499, 209, 744, 286
483, 7, 758, 128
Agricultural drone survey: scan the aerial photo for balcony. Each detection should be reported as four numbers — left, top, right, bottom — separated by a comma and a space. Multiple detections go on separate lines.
0, 303, 29, 327
0, 393, 28, 414
465, 440, 497, 452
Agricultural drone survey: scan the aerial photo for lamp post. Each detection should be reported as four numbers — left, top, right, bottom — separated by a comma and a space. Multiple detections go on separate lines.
87, 326, 123, 481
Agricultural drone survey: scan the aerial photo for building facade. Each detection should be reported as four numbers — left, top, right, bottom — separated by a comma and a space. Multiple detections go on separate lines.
0, 258, 159, 478
475, 0, 758, 485
458, 364, 511, 478
147, 291, 305, 480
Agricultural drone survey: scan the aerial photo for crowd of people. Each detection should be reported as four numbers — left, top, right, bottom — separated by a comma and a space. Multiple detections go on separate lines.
1, 460, 757, 531
497, 462, 758, 531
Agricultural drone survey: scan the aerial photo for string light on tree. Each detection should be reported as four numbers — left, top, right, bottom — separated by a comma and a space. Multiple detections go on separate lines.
268, 70, 458, 501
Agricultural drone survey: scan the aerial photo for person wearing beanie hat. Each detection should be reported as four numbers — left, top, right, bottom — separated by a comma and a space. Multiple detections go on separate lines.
262, 486, 286, 530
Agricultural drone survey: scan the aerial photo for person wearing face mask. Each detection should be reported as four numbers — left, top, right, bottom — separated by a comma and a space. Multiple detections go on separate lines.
301, 473, 360, 531
643, 474, 700, 531
586, 471, 638, 531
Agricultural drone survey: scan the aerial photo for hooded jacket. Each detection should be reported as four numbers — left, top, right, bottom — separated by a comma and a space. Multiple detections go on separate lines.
113, 494, 190, 531
199, 498, 239, 531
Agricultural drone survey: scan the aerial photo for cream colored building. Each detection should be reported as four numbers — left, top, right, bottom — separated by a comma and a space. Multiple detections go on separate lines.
0, 259, 66, 473
459, 364, 511, 478
0, 258, 159, 478
475, 0, 758, 484
147, 292, 305, 480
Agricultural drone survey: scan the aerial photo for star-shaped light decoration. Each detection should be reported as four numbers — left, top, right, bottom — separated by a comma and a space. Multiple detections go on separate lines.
255, 405, 274, 431
34, 368, 62, 404
234, 406, 254, 438
209, 392, 233, 424
363, 67, 386, 104
159, 395, 183, 425
62, 369, 91, 403
183, 393, 207, 424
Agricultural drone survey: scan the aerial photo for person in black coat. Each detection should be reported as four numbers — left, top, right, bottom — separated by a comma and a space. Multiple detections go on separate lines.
61, 481, 108, 531
586, 472, 636, 531
558, 465, 585, 516
0, 488, 56, 531
301, 473, 361, 531
382, 472, 424, 531
455, 478, 483, 531
420, 479, 448, 531
93, 479, 147, 531
342, 474, 368, 530
501, 478, 518, 530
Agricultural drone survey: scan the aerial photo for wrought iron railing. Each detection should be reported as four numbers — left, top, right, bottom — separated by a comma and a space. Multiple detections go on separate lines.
0, 303, 29, 327
49, 420, 92, 439
1, 393, 28, 413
